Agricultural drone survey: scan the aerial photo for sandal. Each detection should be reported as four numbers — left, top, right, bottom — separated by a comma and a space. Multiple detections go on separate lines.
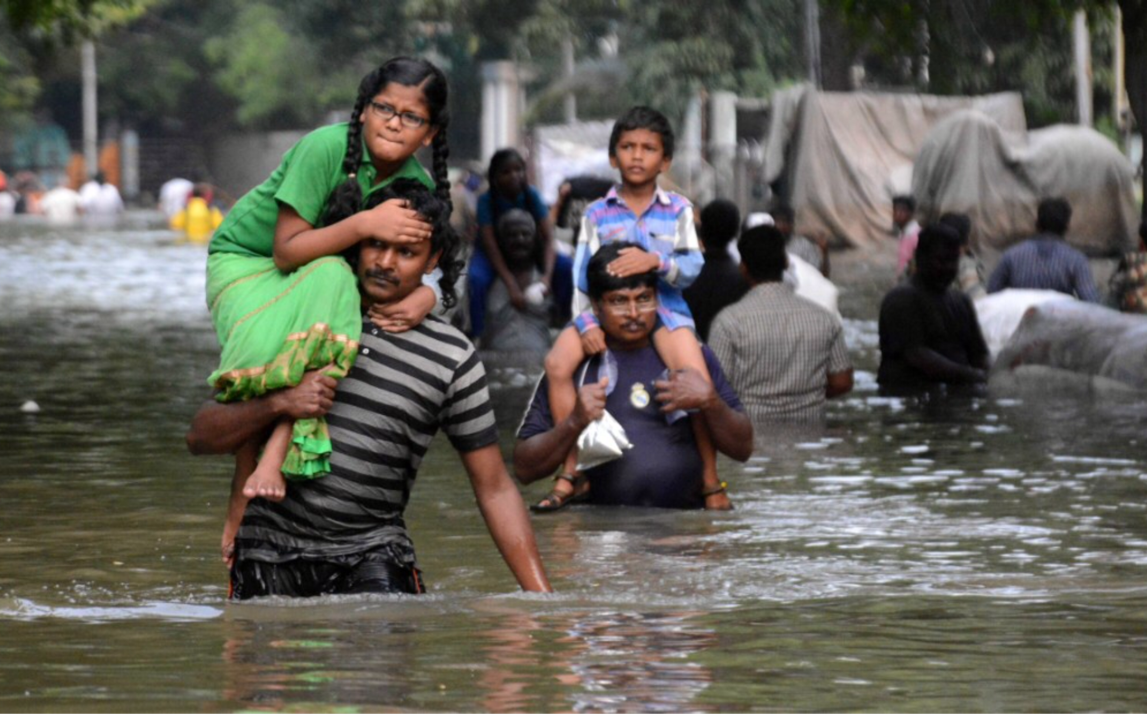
530, 473, 589, 513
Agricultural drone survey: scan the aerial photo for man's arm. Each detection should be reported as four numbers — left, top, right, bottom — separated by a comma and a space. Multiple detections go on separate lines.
904, 347, 987, 384
825, 326, 853, 398
460, 444, 553, 592
1073, 255, 1101, 303
512, 378, 608, 484
654, 368, 753, 462
186, 370, 337, 455
826, 369, 854, 398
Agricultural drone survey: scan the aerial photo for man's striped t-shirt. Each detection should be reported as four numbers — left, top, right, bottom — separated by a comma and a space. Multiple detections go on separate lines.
236, 315, 499, 566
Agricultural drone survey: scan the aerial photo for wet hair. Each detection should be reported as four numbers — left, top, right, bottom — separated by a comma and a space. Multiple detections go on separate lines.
700, 198, 741, 248
587, 242, 659, 300
938, 212, 971, 245
608, 106, 675, 159
1036, 197, 1072, 236
321, 57, 452, 229
770, 202, 795, 226
738, 224, 788, 282
892, 195, 916, 213
348, 177, 463, 309
915, 222, 962, 262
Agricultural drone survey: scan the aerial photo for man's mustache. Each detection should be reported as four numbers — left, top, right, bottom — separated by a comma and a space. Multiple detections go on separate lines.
365, 270, 399, 285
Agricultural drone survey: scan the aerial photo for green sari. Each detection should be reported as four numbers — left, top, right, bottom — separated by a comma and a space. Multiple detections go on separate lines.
207, 252, 361, 478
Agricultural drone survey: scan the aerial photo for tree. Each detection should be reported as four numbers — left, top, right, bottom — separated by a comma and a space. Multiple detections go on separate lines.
0, 0, 149, 132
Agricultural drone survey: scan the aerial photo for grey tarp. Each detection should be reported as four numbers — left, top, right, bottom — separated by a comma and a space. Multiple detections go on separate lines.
990, 297, 1147, 393
764, 87, 1026, 249
913, 112, 1139, 255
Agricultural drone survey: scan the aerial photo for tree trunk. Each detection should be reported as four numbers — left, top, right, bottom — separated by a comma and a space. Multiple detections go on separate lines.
818, 4, 857, 90
1122, 0, 1146, 217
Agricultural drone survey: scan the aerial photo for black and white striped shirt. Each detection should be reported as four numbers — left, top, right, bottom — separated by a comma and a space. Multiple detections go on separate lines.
236, 316, 499, 566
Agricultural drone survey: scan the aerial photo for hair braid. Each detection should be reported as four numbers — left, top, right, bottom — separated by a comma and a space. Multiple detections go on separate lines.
320, 90, 373, 228
430, 131, 462, 310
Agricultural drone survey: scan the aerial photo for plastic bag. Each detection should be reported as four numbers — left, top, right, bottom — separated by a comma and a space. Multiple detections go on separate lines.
573, 352, 632, 471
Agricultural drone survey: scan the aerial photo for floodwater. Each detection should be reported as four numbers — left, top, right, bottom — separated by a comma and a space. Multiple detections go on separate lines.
1, 215, 1146, 713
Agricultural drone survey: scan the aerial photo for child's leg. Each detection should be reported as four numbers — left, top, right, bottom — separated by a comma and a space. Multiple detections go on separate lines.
223, 442, 257, 568
242, 418, 291, 501
538, 326, 588, 505
652, 327, 725, 497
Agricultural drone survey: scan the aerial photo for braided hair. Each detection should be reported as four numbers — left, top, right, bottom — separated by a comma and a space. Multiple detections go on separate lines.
347, 178, 464, 310
321, 57, 453, 229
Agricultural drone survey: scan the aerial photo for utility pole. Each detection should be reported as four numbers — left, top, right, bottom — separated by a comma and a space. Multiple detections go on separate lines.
1114, 5, 1127, 133
562, 39, 577, 124
1073, 11, 1093, 127
82, 39, 98, 178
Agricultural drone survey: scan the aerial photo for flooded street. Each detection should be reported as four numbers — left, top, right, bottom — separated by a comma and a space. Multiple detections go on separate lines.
1, 216, 1146, 712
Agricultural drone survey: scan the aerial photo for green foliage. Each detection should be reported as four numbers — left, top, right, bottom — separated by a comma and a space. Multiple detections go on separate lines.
2, 0, 151, 38
203, 3, 327, 128
0, 20, 39, 130
821, 0, 1133, 129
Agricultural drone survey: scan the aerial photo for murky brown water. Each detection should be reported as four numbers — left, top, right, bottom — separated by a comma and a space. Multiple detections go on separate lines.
2, 216, 1146, 712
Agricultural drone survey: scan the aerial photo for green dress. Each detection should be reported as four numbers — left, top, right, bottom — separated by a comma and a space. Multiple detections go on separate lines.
207, 123, 433, 478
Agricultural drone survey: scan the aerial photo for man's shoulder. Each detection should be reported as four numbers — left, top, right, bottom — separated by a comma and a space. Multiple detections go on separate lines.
881, 281, 924, 308
414, 315, 476, 354
736, 284, 840, 326
365, 316, 477, 367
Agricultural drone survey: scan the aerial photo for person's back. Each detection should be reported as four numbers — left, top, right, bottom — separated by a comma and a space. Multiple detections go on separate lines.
709, 225, 851, 422
684, 198, 747, 340
0, 191, 14, 219
40, 185, 82, 224
987, 198, 1100, 302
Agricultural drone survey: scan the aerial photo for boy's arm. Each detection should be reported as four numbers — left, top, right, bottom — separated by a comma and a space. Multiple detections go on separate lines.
661, 204, 704, 289
460, 444, 553, 592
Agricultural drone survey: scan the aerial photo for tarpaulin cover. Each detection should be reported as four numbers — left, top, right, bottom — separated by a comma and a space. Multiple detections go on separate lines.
764, 87, 1026, 249
913, 113, 1139, 255
990, 297, 1147, 391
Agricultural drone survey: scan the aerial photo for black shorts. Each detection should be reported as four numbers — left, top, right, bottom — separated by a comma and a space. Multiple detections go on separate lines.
229, 545, 424, 600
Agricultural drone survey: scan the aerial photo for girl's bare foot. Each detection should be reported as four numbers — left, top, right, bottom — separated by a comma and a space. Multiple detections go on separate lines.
242, 469, 286, 501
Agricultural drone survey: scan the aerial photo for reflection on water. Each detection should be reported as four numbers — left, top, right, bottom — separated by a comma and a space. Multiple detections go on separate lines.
1, 216, 1146, 712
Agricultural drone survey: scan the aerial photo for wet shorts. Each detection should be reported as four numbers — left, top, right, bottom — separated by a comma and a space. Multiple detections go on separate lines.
229, 546, 424, 600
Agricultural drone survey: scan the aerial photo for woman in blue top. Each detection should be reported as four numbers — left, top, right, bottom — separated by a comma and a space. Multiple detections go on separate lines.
468, 148, 572, 339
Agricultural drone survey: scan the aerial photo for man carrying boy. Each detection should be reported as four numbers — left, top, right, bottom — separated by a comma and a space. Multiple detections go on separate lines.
537, 106, 722, 511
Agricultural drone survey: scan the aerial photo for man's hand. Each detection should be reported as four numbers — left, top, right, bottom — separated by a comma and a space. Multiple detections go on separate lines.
654, 368, 715, 413
369, 284, 436, 333
570, 376, 609, 430
507, 281, 527, 311
703, 488, 734, 511
273, 368, 338, 419
580, 327, 607, 355
607, 247, 661, 277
